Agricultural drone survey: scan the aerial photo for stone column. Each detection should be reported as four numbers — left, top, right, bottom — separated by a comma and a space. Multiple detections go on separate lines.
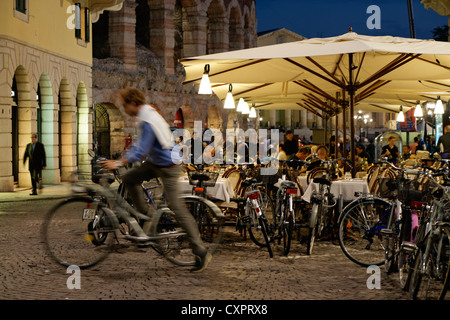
108, 0, 137, 72
182, 6, 208, 57
149, 0, 177, 74
207, 16, 229, 54
300, 110, 308, 128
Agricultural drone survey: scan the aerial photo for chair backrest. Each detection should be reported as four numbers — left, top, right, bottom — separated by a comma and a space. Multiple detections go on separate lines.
367, 166, 380, 194
306, 167, 327, 185
226, 170, 242, 193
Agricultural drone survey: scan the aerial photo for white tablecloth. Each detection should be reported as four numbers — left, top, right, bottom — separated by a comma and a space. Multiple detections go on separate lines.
297, 176, 308, 192
301, 179, 369, 203
178, 177, 235, 203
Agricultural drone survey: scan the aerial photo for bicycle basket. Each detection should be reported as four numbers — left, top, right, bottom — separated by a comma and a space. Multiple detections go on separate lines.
397, 179, 424, 204
378, 178, 398, 198
188, 170, 219, 187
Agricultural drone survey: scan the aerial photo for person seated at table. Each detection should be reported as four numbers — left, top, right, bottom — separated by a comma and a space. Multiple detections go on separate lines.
278, 143, 287, 161
355, 144, 370, 162
287, 147, 309, 171
306, 145, 328, 171
401, 145, 411, 161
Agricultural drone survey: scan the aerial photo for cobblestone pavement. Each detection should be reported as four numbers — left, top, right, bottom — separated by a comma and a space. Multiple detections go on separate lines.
0, 198, 412, 303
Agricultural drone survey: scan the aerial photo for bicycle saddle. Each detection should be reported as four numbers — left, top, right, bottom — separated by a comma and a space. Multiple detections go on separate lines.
241, 178, 258, 187
312, 177, 332, 186
190, 173, 210, 181
281, 181, 296, 189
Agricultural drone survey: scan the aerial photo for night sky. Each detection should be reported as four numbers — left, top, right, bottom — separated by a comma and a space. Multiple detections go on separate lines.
255, 0, 449, 40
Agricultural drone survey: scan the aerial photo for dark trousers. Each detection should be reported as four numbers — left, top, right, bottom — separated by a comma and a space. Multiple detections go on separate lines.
30, 169, 42, 193
122, 162, 207, 257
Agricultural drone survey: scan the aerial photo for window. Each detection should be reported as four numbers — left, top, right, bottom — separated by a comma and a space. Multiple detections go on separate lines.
74, 2, 90, 43
15, 0, 26, 13
14, 0, 29, 22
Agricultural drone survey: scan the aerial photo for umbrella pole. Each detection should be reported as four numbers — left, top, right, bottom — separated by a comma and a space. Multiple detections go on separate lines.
349, 53, 356, 178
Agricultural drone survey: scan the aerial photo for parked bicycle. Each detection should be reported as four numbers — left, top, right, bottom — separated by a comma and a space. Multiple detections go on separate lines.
409, 160, 450, 300
307, 157, 349, 255
41, 152, 224, 269
272, 159, 303, 256
231, 165, 275, 258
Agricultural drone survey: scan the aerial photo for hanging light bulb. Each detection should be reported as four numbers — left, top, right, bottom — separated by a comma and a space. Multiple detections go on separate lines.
223, 84, 235, 109
249, 106, 257, 118
198, 64, 212, 94
435, 97, 444, 115
397, 106, 405, 122
414, 102, 423, 117
242, 101, 250, 115
236, 98, 246, 113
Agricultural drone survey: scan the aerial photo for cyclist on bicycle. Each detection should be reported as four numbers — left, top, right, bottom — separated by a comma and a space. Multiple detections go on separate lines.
101, 87, 211, 272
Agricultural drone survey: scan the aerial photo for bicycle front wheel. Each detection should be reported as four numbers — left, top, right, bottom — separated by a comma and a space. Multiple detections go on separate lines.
41, 197, 115, 269
338, 197, 393, 267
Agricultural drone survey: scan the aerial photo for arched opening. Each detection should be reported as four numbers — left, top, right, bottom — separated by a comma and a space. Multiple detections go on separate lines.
92, 10, 110, 58
13, 65, 32, 188
94, 104, 111, 158
174, 108, 184, 128
207, 105, 223, 130
174, 0, 184, 60
229, 5, 243, 51
11, 76, 19, 185
206, 0, 227, 54
136, 0, 150, 49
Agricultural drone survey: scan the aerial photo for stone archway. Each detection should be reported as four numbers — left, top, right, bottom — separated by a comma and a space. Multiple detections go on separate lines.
207, 105, 223, 130
94, 102, 125, 158
13, 65, 33, 188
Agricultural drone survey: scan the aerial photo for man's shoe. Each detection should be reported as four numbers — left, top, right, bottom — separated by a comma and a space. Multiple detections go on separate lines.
190, 252, 212, 273
30, 192, 37, 196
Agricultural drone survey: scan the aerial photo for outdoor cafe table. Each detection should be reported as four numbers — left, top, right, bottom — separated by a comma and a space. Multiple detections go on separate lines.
178, 175, 235, 203
301, 178, 369, 203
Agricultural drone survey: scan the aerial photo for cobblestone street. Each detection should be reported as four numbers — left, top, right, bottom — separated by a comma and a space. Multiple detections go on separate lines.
0, 198, 410, 303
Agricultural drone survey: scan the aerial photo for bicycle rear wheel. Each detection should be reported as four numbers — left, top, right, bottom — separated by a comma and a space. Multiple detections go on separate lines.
248, 190, 276, 248
409, 226, 450, 300
41, 197, 115, 269
163, 196, 224, 266
338, 197, 393, 267
279, 207, 293, 256
307, 202, 322, 255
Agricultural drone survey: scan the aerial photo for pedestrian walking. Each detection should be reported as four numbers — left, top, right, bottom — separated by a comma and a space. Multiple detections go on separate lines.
23, 133, 46, 195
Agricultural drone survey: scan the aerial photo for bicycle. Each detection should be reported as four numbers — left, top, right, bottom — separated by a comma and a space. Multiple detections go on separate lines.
231, 166, 275, 258
306, 157, 348, 255
272, 159, 303, 256
41, 153, 225, 269
409, 160, 450, 300
337, 158, 434, 269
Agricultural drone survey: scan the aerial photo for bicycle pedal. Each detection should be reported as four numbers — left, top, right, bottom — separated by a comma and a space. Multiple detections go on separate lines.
380, 228, 395, 236
400, 241, 418, 253
242, 216, 251, 224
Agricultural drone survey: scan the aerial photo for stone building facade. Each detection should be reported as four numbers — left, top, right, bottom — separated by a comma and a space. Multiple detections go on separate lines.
0, 0, 125, 192
92, 0, 258, 158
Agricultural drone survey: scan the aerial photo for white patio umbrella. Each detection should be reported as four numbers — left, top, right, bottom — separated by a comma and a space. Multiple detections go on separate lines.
181, 30, 450, 174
